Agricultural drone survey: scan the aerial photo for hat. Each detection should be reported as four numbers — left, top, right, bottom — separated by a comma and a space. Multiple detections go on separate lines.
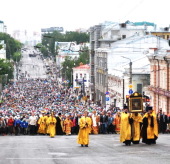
146, 106, 153, 111
124, 106, 128, 109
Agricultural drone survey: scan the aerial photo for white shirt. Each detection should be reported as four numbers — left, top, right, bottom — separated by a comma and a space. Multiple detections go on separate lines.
29, 116, 37, 125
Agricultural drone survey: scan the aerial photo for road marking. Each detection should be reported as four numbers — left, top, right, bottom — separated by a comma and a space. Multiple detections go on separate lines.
48, 152, 67, 156
3, 147, 75, 151
6, 158, 70, 160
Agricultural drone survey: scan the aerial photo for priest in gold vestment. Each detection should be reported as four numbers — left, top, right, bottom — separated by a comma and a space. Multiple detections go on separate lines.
141, 107, 158, 145
37, 112, 47, 134
47, 112, 57, 138
120, 106, 133, 146
130, 113, 143, 144
77, 111, 92, 147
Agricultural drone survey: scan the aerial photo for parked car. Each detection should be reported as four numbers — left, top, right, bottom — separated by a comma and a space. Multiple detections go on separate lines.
29, 54, 36, 57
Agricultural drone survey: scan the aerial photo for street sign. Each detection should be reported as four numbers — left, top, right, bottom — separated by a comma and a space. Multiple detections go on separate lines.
129, 89, 133, 94
129, 84, 133, 88
106, 97, 110, 101
105, 91, 109, 95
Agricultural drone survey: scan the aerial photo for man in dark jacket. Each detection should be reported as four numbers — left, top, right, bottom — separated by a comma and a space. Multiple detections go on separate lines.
159, 111, 168, 134
100, 111, 108, 134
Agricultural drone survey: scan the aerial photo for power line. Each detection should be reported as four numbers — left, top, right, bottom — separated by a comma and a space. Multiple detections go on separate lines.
101, 0, 145, 38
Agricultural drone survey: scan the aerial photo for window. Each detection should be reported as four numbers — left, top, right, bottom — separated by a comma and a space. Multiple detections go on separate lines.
137, 84, 142, 94
122, 35, 126, 39
84, 74, 87, 79
76, 73, 78, 78
80, 73, 82, 79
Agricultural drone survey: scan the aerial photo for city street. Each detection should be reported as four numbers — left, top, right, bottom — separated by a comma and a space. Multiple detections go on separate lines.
0, 134, 170, 164
15, 47, 47, 80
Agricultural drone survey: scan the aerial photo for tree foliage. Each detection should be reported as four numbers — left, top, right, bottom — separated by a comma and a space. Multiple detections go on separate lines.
64, 31, 89, 44
61, 46, 89, 86
0, 32, 22, 60
13, 51, 21, 62
40, 31, 89, 58
0, 59, 14, 84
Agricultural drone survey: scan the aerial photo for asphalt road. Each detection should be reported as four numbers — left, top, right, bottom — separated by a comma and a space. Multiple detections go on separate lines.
0, 134, 170, 164
17, 47, 47, 79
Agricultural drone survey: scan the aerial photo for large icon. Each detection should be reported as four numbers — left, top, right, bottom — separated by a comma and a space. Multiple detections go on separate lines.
129, 92, 143, 113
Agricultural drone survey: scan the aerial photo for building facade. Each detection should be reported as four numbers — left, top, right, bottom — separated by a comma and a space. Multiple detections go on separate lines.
151, 26, 170, 40
93, 34, 169, 109
72, 64, 90, 97
147, 48, 170, 114
0, 20, 7, 33
55, 42, 84, 79
89, 21, 157, 104
41, 27, 64, 34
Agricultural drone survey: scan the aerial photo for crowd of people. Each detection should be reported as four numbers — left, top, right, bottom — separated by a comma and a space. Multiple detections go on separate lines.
0, 78, 170, 147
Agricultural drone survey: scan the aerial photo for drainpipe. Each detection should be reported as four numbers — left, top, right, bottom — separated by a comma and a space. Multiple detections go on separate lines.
153, 55, 160, 110
164, 57, 169, 114
155, 58, 160, 110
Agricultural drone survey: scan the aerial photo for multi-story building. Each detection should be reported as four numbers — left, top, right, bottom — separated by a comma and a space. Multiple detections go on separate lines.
151, 26, 170, 40
147, 47, 170, 114
56, 42, 89, 80
89, 21, 156, 105
41, 27, 64, 35
0, 20, 7, 33
72, 63, 90, 97
90, 21, 170, 108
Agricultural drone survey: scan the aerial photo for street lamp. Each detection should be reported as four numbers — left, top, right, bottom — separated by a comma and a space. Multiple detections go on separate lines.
71, 63, 76, 85
121, 56, 133, 108
121, 56, 132, 85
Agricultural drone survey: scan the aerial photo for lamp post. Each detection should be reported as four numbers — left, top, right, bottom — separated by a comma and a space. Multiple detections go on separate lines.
71, 63, 75, 85
121, 56, 132, 107
121, 56, 132, 85
82, 77, 85, 96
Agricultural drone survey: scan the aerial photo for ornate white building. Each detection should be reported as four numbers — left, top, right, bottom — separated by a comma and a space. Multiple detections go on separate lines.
72, 63, 90, 96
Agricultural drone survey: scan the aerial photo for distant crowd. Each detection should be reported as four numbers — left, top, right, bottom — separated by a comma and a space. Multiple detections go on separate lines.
0, 78, 170, 137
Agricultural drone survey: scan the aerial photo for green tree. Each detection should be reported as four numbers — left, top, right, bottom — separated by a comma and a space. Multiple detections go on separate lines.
64, 31, 89, 44
13, 51, 21, 62
41, 31, 65, 58
0, 59, 14, 86
0, 32, 22, 60
41, 31, 89, 58
76, 46, 89, 65
35, 43, 49, 57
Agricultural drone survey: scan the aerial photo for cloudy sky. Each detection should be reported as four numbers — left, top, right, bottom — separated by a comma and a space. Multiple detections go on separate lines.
0, 0, 169, 34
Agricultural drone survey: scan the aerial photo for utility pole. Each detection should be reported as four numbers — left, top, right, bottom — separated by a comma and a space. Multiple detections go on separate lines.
129, 61, 132, 85
121, 56, 133, 108
121, 56, 132, 85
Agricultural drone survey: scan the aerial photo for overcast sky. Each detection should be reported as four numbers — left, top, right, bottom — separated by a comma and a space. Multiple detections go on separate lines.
0, 0, 169, 34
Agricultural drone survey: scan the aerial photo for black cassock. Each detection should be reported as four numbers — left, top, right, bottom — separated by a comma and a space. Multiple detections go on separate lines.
55, 116, 63, 135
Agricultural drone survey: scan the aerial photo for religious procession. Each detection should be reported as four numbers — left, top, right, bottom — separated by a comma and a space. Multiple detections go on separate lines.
0, 78, 170, 148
